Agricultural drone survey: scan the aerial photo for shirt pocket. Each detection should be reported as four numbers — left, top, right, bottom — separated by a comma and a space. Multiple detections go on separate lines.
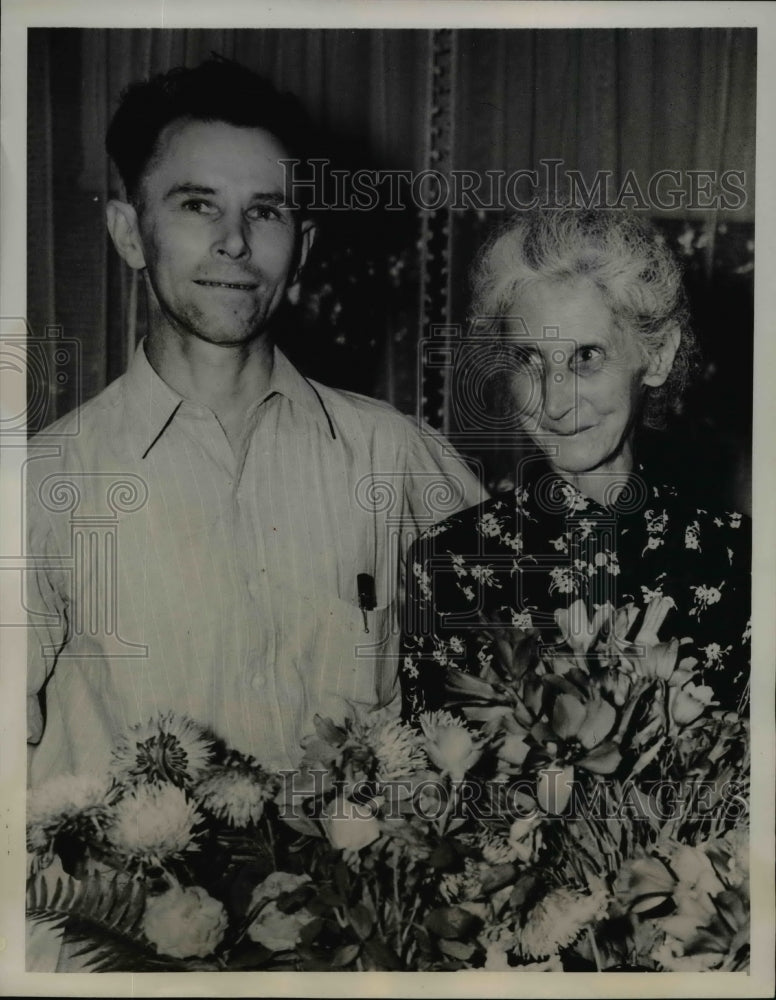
312, 597, 398, 713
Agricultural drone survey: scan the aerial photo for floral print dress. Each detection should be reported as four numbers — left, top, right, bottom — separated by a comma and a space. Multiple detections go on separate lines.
400, 458, 751, 719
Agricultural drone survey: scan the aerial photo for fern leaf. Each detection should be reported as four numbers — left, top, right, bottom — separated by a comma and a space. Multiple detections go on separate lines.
27, 870, 177, 972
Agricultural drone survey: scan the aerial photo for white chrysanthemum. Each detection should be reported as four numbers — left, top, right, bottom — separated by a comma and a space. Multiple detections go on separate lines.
27, 774, 108, 851
107, 783, 202, 862
481, 832, 519, 866
28, 774, 107, 827
418, 710, 467, 734
439, 858, 485, 904
196, 765, 278, 827
518, 886, 609, 959
366, 718, 427, 782
438, 870, 466, 904
111, 712, 215, 787
419, 711, 483, 781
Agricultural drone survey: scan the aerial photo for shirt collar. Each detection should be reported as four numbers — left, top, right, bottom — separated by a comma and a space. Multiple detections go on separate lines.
123, 339, 336, 460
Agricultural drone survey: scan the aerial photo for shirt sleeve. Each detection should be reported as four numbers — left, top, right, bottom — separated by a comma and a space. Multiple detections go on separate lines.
400, 417, 486, 556
26, 469, 70, 743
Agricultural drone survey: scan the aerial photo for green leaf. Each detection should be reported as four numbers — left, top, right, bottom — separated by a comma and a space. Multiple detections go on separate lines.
363, 937, 404, 970
577, 741, 622, 775
333, 861, 351, 900
315, 886, 345, 908
552, 693, 587, 740
509, 872, 540, 911
445, 668, 503, 703
281, 815, 323, 838
428, 841, 460, 870
480, 862, 519, 895
438, 937, 476, 961
225, 940, 274, 970
297, 916, 325, 946
348, 902, 374, 940
313, 715, 347, 746
330, 942, 361, 968
26, 870, 180, 972
425, 905, 483, 941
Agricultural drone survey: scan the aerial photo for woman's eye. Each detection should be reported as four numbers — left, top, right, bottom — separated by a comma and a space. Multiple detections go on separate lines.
571, 346, 605, 373
512, 348, 543, 374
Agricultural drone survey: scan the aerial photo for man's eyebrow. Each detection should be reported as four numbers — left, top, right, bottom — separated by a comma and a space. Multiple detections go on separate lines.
164, 184, 287, 204
164, 183, 217, 200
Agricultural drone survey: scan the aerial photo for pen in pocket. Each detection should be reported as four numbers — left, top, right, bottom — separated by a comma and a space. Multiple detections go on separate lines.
357, 573, 376, 633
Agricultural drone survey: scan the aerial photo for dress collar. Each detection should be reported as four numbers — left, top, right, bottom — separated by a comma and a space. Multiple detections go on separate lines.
512, 451, 662, 518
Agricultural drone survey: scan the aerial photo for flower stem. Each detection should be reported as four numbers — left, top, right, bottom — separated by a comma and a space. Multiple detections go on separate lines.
587, 926, 603, 971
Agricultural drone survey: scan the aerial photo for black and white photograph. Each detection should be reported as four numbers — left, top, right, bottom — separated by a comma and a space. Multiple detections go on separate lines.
1, 1, 774, 996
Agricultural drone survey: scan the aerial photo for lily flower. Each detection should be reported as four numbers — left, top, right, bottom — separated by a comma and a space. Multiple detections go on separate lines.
536, 763, 575, 814
554, 599, 615, 657
551, 691, 616, 751
669, 681, 718, 727
634, 595, 676, 647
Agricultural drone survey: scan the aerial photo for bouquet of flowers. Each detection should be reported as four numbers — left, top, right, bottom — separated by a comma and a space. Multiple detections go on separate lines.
27, 599, 749, 971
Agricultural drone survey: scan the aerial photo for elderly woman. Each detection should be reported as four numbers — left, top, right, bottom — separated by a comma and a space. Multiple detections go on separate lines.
400, 209, 750, 718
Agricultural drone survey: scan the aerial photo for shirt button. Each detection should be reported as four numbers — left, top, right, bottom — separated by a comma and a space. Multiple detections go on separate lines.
251, 673, 266, 690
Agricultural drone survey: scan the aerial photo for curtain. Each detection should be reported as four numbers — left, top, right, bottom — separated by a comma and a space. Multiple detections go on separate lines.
27, 27, 756, 469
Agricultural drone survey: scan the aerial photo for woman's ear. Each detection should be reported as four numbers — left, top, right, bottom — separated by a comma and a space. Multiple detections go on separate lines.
106, 200, 146, 270
643, 325, 681, 387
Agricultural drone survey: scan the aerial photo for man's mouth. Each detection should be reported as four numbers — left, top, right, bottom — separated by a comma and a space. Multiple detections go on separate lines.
194, 280, 258, 290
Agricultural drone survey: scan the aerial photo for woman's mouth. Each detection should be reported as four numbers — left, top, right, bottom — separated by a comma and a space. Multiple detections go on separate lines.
542, 426, 593, 437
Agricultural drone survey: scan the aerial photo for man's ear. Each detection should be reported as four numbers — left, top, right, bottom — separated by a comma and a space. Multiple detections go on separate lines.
106, 200, 146, 270
642, 325, 681, 388
290, 217, 317, 289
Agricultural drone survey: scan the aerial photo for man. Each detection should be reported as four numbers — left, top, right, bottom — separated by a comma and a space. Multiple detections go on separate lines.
26, 59, 482, 785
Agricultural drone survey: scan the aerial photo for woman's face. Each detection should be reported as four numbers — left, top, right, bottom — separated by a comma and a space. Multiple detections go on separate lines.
506, 278, 649, 480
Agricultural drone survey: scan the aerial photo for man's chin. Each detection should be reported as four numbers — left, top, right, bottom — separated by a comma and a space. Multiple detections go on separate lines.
186, 324, 269, 348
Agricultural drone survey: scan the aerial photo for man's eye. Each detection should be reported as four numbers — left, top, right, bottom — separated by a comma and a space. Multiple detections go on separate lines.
571, 346, 605, 373
181, 200, 217, 215
247, 204, 282, 222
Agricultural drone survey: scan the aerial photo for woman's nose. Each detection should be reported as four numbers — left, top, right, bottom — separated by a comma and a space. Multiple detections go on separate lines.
543, 368, 576, 422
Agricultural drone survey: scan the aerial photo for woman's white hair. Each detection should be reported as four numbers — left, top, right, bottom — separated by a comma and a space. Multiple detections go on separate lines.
470, 208, 698, 428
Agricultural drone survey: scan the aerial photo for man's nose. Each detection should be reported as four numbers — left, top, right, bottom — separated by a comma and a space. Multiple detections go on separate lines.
213, 213, 251, 260
542, 367, 576, 422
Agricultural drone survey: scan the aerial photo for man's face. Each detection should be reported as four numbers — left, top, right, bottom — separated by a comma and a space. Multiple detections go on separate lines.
127, 118, 311, 346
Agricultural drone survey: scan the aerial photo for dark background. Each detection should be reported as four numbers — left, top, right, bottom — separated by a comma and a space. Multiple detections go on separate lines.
27, 28, 755, 508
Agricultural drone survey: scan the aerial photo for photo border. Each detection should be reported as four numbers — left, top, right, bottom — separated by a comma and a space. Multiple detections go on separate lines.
2, 2, 774, 997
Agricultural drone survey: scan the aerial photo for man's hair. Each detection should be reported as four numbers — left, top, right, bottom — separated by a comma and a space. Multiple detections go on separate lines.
470, 207, 699, 429
106, 57, 314, 204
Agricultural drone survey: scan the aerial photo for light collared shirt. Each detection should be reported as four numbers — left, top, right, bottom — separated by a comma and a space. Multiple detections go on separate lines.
26, 342, 483, 783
